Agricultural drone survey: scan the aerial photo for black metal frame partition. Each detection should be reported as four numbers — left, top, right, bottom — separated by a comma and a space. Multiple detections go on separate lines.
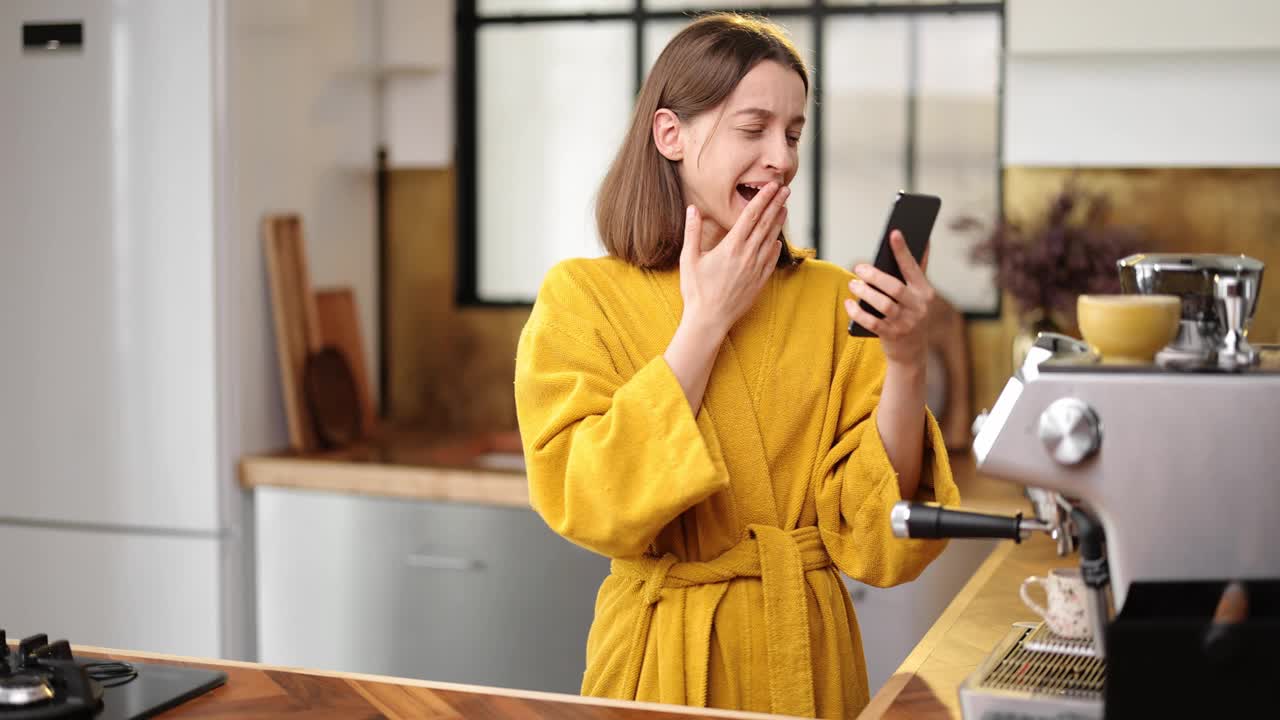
454, 1, 1005, 318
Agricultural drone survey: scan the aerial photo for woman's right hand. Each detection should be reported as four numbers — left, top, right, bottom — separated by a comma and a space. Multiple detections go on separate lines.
678, 182, 790, 337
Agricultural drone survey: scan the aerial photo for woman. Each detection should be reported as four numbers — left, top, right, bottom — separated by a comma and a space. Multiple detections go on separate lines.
514, 13, 959, 719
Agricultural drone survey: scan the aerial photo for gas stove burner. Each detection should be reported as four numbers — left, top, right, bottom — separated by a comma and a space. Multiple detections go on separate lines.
1, 630, 103, 719
3, 627, 227, 720
0, 674, 55, 708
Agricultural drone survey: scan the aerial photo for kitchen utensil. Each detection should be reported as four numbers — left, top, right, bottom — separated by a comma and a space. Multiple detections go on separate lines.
264, 214, 323, 452
315, 287, 377, 435
302, 345, 362, 449
1076, 294, 1180, 364
1117, 253, 1264, 368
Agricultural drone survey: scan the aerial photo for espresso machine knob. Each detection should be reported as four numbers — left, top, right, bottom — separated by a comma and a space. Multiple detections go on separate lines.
1038, 398, 1101, 465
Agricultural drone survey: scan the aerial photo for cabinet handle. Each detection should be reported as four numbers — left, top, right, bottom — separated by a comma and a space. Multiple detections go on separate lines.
405, 552, 486, 571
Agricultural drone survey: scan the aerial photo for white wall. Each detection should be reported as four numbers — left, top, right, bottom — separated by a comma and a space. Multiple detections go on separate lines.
1005, 0, 1280, 166
220, 0, 379, 462
380, 0, 454, 167
218, 0, 379, 659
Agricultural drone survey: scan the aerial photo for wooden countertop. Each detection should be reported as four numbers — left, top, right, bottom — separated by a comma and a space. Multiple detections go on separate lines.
66, 526, 1058, 720
69, 645, 793, 720
239, 425, 1027, 516
239, 426, 531, 507
860, 532, 1077, 719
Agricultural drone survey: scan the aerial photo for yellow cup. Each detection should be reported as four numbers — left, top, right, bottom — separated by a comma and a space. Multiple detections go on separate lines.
1077, 294, 1181, 364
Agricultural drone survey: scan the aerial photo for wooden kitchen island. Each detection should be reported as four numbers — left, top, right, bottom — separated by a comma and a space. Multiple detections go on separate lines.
72, 531, 1059, 720
233, 426, 1052, 719
72, 645, 785, 720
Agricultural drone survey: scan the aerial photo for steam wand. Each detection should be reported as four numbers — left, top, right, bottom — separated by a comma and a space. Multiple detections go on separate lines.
890, 501, 1052, 543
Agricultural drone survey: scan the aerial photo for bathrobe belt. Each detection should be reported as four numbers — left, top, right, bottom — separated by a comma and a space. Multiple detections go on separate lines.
610, 524, 830, 717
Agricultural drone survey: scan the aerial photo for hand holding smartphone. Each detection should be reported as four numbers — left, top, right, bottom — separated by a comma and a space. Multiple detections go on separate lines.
847, 191, 941, 337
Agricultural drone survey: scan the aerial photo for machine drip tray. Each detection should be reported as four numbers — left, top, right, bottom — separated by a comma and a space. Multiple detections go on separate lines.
959, 623, 1103, 720
1020, 623, 1099, 659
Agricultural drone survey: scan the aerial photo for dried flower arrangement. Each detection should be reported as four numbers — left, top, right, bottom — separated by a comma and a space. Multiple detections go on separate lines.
953, 181, 1143, 329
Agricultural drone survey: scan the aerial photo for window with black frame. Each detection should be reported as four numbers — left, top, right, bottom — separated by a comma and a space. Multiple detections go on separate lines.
457, 0, 1003, 316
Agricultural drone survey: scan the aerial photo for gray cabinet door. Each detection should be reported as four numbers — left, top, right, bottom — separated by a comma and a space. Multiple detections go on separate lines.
392, 502, 609, 693
254, 487, 609, 694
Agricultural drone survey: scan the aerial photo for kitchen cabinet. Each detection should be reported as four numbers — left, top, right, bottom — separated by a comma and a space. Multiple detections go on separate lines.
254, 487, 610, 694
256, 485, 996, 697
845, 538, 998, 694
1004, 0, 1280, 167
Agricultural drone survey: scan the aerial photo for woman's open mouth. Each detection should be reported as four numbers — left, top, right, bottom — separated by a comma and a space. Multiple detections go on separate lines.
736, 183, 765, 203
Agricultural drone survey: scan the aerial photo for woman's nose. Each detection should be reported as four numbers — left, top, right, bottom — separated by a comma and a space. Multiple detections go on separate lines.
763, 135, 796, 176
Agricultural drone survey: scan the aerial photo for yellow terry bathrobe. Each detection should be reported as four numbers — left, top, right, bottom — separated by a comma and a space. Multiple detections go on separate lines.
514, 255, 960, 719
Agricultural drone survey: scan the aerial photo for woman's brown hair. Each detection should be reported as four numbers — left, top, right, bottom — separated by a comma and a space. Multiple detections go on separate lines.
595, 13, 810, 270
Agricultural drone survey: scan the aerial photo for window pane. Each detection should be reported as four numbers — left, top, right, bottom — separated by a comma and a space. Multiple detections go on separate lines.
644, 17, 818, 249
915, 13, 1000, 312
821, 17, 910, 271
822, 14, 1000, 313
478, 0, 631, 15
646, 0, 807, 9
828, 0, 996, 5
477, 23, 634, 301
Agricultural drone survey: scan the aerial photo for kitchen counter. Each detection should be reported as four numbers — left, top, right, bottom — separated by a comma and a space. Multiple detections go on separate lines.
65, 530, 1063, 720
860, 532, 1076, 719
68, 645, 789, 720
239, 425, 531, 506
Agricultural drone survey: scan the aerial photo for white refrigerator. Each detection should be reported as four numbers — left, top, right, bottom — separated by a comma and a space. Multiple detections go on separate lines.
0, 0, 378, 660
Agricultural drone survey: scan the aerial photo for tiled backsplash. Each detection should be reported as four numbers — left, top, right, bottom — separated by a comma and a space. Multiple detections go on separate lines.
969, 167, 1280, 413
387, 168, 528, 432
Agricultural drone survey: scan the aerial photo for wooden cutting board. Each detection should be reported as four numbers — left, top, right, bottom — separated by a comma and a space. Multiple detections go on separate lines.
315, 286, 377, 437
263, 214, 322, 452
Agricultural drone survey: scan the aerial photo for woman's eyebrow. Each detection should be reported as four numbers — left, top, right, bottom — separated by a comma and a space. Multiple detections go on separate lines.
733, 107, 806, 127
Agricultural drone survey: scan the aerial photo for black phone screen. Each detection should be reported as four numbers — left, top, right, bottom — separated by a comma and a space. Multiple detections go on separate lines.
848, 191, 941, 337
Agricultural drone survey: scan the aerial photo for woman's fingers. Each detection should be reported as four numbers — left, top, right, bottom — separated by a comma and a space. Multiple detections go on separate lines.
681, 205, 701, 269
888, 230, 938, 307
746, 186, 789, 252
844, 298, 885, 337
726, 182, 780, 252
852, 261, 912, 308
890, 230, 928, 287
752, 206, 787, 276
849, 277, 898, 319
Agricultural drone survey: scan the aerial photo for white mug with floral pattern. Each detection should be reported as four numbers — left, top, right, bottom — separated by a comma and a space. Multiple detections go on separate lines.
1019, 567, 1091, 639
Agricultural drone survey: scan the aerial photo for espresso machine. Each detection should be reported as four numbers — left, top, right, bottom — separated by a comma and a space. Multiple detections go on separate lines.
891, 254, 1280, 718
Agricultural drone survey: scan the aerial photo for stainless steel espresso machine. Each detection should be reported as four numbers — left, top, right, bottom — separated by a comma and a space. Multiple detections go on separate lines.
891, 254, 1280, 718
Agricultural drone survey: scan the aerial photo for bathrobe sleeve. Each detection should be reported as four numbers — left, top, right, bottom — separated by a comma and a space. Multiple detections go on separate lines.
514, 262, 731, 559
813, 337, 962, 587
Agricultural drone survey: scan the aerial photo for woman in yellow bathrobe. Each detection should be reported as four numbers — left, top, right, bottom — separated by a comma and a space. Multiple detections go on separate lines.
514, 13, 960, 719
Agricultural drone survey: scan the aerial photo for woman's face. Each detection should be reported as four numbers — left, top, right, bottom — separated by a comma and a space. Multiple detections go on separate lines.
676, 60, 806, 242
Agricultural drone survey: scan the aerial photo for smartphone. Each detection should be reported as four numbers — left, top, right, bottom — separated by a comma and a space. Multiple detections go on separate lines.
847, 191, 942, 337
